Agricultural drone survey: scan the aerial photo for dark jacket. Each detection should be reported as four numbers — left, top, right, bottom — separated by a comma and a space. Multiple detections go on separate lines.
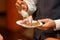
33, 0, 60, 40
33, 0, 60, 20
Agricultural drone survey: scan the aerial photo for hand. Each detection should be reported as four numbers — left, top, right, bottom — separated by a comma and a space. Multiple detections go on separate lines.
20, 16, 33, 24
16, 0, 28, 11
37, 18, 56, 30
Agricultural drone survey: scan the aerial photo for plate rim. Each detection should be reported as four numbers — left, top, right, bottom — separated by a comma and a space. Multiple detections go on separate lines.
16, 20, 43, 28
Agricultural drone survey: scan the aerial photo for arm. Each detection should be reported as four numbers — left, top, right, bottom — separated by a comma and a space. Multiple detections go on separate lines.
16, 0, 37, 16
15, 0, 37, 23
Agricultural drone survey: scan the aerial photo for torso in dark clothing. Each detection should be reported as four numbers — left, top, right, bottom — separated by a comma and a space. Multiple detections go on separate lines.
33, 0, 60, 20
33, 0, 60, 40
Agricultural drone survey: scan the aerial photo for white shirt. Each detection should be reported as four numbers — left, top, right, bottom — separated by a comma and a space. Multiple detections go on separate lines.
24, 0, 37, 15
54, 19, 60, 30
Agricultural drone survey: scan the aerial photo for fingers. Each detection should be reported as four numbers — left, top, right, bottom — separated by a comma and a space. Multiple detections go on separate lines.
38, 19, 49, 23
16, 0, 28, 11
20, 19, 28, 24
41, 22, 51, 30
37, 26, 49, 30
37, 19, 53, 30
27, 16, 33, 23
16, 2, 21, 11
21, 3, 28, 11
16, 0, 23, 7
16, 0, 23, 4
20, 16, 33, 24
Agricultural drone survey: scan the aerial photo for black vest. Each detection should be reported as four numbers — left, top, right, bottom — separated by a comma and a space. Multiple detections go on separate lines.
33, 0, 60, 20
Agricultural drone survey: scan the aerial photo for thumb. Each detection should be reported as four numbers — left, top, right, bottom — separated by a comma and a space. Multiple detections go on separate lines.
38, 19, 49, 23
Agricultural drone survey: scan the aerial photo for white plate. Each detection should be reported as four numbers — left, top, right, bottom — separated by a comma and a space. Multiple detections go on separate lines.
16, 20, 43, 28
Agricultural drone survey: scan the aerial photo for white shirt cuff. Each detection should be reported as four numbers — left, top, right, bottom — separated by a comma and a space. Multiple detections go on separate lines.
54, 19, 60, 30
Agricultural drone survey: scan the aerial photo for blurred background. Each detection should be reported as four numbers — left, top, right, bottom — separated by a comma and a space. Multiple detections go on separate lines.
1, 0, 60, 40
0, 0, 33, 40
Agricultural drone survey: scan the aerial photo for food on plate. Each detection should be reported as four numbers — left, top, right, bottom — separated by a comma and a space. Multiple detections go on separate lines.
24, 21, 40, 27
16, 20, 43, 28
